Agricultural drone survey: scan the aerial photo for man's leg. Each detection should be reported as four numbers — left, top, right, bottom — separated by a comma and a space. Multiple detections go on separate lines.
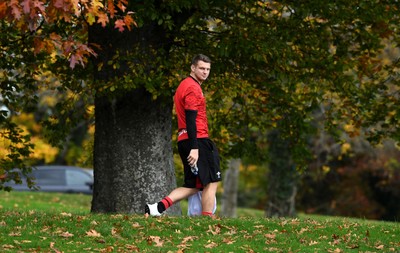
146, 187, 198, 216
168, 187, 199, 203
201, 182, 218, 215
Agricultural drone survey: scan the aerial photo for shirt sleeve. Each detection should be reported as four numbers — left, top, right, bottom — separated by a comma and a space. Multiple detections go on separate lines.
184, 86, 201, 111
183, 85, 201, 149
185, 109, 198, 149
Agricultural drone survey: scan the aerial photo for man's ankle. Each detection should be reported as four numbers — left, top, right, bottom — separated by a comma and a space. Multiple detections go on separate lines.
201, 211, 213, 217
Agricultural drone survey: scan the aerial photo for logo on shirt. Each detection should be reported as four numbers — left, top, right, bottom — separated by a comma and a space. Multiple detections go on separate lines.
216, 172, 221, 179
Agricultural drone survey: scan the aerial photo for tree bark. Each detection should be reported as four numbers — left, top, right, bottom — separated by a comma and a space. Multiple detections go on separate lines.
265, 130, 298, 217
88, 20, 181, 214
91, 89, 180, 214
222, 158, 240, 217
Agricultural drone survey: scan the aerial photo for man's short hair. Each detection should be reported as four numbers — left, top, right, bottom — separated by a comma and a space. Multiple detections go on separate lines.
191, 54, 211, 66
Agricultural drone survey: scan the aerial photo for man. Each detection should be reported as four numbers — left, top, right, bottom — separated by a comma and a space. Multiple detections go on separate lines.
145, 54, 222, 217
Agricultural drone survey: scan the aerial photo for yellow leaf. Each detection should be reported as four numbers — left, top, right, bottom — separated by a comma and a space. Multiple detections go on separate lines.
86, 13, 96, 25
322, 165, 330, 173
341, 143, 351, 154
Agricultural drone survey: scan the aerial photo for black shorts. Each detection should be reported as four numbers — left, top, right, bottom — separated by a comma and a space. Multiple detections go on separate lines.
178, 138, 222, 188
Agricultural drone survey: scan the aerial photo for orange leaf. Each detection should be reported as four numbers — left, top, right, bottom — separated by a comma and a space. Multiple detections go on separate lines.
117, 1, 126, 12
21, 0, 31, 14
124, 15, 136, 30
33, 0, 45, 14
107, 0, 115, 18
114, 19, 125, 32
97, 12, 109, 27
33, 37, 44, 54
0, 2, 7, 18
9, 0, 22, 20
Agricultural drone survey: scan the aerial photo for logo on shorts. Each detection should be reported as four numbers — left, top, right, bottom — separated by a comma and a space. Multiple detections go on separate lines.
216, 172, 221, 179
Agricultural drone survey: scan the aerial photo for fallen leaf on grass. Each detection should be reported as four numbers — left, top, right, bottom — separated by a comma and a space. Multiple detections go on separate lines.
177, 235, 197, 249
181, 236, 197, 244
205, 241, 218, 248
96, 239, 106, 244
291, 218, 300, 225
298, 227, 309, 234
147, 236, 164, 247
86, 229, 101, 237
8, 232, 21, 237
13, 240, 32, 244
125, 244, 140, 252
111, 227, 119, 236
132, 222, 142, 228
207, 224, 221, 235
328, 248, 343, 253
60, 231, 74, 238
376, 244, 384, 250
99, 245, 114, 252
222, 237, 236, 245
264, 233, 276, 239
50, 242, 62, 253
346, 243, 359, 249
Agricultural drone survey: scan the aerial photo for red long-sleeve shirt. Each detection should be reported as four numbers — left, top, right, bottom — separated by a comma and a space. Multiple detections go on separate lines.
174, 76, 209, 142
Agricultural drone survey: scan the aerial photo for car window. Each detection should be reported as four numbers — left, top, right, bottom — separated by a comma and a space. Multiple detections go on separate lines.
33, 169, 65, 185
66, 170, 92, 186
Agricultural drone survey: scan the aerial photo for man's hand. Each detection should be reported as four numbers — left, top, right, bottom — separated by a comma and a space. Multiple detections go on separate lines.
187, 149, 199, 167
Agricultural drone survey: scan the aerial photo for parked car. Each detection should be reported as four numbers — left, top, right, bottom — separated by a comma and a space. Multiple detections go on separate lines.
4, 165, 93, 194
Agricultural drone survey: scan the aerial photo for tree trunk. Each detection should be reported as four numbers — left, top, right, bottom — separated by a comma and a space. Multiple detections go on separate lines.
87, 11, 184, 214
91, 88, 180, 214
222, 158, 240, 217
265, 130, 298, 217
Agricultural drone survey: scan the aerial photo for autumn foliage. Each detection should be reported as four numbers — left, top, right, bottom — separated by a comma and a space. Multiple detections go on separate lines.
1, 0, 135, 68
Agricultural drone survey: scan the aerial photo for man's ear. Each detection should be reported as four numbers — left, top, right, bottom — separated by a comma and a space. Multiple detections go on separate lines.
191, 64, 195, 72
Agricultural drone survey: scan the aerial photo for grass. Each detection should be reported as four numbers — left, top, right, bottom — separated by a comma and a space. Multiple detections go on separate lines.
0, 191, 399, 252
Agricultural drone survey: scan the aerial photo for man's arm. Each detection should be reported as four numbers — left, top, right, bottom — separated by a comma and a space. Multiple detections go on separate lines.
185, 109, 198, 149
185, 109, 199, 166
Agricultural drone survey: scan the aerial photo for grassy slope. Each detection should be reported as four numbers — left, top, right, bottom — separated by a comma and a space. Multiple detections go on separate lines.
0, 191, 399, 253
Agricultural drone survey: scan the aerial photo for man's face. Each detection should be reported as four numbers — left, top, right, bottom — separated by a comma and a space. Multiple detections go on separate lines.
191, 60, 211, 83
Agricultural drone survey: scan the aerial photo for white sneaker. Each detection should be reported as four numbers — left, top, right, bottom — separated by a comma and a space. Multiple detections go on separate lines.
145, 203, 162, 216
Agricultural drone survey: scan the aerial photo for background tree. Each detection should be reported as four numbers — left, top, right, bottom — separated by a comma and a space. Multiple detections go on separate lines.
0, 0, 131, 186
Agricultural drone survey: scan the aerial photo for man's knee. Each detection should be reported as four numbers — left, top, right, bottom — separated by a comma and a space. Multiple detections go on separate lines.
203, 182, 218, 193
